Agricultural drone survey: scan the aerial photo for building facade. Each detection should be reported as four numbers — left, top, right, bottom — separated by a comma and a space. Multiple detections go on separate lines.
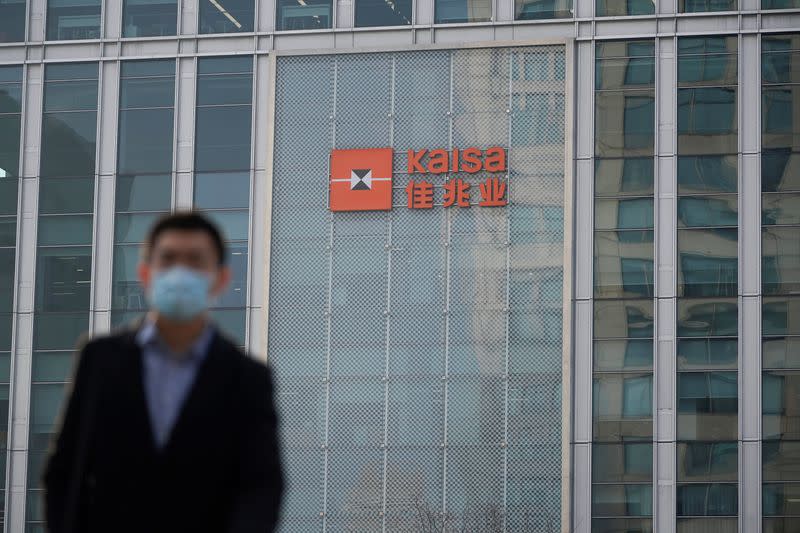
0, 0, 798, 532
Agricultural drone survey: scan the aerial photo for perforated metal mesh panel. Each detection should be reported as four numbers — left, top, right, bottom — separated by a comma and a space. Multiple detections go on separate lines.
269, 45, 566, 533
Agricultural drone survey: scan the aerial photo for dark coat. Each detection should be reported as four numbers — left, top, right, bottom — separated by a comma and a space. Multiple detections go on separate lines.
42, 325, 284, 533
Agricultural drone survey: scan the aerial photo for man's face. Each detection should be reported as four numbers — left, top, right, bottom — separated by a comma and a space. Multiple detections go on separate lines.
138, 229, 230, 299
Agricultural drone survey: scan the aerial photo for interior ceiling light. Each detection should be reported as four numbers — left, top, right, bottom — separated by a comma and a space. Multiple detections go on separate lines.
208, 0, 243, 29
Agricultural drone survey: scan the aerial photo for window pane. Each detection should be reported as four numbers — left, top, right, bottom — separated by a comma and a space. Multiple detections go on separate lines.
0, 116, 21, 178
112, 245, 146, 311
35, 247, 92, 311
592, 443, 653, 483
677, 371, 738, 440
32, 351, 74, 383
593, 373, 653, 441
764, 87, 800, 150
677, 88, 737, 155
763, 517, 800, 533
32, 312, 88, 350
678, 196, 737, 228
117, 108, 174, 175
198, 0, 254, 33
678, 229, 738, 298
763, 483, 800, 516
43, 80, 98, 112
762, 50, 800, 84
37, 215, 93, 246
678, 54, 737, 86
595, 158, 654, 197
194, 171, 250, 209
114, 212, 164, 244
676, 485, 738, 516
0, 248, 14, 310
595, 91, 655, 158
594, 299, 654, 339
679, 0, 737, 11
38, 177, 95, 214
203, 210, 249, 241
122, 0, 177, 37
215, 242, 247, 308
763, 440, 800, 481
595, 198, 654, 230
40, 112, 97, 177
45, 62, 98, 81
763, 297, 800, 337
194, 106, 252, 171
677, 338, 738, 370
677, 298, 738, 337
115, 174, 172, 211
514, 0, 572, 19
594, 339, 653, 372
595, 57, 656, 90
677, 442, 738, 481
594, 231, 654, 299
591, 518, 653, 532
276, 0, 332, 30
196, 56, 253, 75
0, 314, 12, 350
120, 77, 175, 109
355, 0, 412, 26
763, 193, 800, 226
196, 73, 252, 106
0, 216, 16, 247
592, 484, 653, 516
0, 180, 19, 216
0, 0, 26, 43
763, 372, 800, 440
763, 337, 800, 369
678, 155, 738, 194
210, 307, 246, 345
121, 59, 175, 78
435, 0, 491, 23
596, 0, 654, 16
46, 0, 101, 40
763, 227, 800, 295
29, 383, 66, 442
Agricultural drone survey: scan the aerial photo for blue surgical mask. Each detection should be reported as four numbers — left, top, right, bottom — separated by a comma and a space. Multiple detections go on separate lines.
148, 266, 213, 321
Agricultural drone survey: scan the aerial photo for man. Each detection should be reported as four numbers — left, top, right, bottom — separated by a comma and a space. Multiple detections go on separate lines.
43, 212, 283, 533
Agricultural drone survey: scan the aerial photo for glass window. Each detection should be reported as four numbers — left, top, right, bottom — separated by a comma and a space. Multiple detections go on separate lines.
0, 180, 17, 216
593, 373, 653, 441
676, 484, 738, 515
678, 229, 738, 298
595, 91, 655, 158
763, 372, 800, 440
115, 174, 171, 212
194, 171, 250, 209
592, 484, 653, 516
355, 0, 412, 26
276, 0, 332, 30
594, 299, 654, 339
595, 0, 654, 15
199, 0, 254, 33
762, 0, 800, 7
677, 196, 737, 228
594, 231, 655, 299
677, 442, 738, 481
677, 299, 738, 338
112, 245, 146, 311
678, 155, 738, 194
34, 246, 92, 311
763, 227, 800, 295
763, 88, 800, 150
593, 443, 653, 482
595, 158, 654, 197
763, 483, 800, 516
678, 55, 737, 87
677, 371, 738, 440
677, 338, 737, 370
592, 518, 654, 532
114, 212, 163, 244
0, 0, 26, 42
122, 0, 177, 37
763, 440, 800, 481
763, 337, 800, 369
39, 112, 98, 178
763, 193, 800, 226
679, 0, 736, 11
32, 312, 89, 351
435, 0, 491, 23
0, 248, 15, 310
514, 0, 572, 19
594, 339, 654, 372
763, 297, 800, 337
38, 177, 95, 214
595, 198, 654, 230
37, 215, 93, 246
46, 0, 101, 40
677, 88, 737, 151
32, 351, 75, 383
194, 106, 252, 171
0, 66, 23, 180
117, 109, 174, 175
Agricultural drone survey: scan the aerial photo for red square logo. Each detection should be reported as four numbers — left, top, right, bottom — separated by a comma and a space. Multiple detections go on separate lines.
330, 148, 393, 212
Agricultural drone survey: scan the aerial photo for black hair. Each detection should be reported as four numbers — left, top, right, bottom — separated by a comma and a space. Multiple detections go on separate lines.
144, 211, 227, 266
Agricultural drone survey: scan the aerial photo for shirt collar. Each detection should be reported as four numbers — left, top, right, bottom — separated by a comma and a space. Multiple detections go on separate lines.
136, 317, 215, 363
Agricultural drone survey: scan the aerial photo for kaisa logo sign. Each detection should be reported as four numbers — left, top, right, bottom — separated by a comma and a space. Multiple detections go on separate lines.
329, 147, 508, 212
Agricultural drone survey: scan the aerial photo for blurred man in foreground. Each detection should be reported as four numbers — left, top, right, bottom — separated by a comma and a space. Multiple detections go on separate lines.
43, 211, 283, 533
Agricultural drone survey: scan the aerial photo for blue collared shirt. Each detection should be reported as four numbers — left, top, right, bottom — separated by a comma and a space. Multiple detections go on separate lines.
136, 320, 215, 449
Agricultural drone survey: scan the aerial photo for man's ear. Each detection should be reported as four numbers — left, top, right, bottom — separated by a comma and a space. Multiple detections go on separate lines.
212, 266, 231, 297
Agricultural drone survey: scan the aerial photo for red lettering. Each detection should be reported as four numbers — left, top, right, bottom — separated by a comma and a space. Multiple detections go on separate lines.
461, 148, 482, 173
428, 149, 448, 174
407, 149, 426, 174
451, 148, 459, 172
484, 147, 506, 173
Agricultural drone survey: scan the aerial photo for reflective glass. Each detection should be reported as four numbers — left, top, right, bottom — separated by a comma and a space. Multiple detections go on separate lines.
678, 155, 738, 194
44, 62, 98, 81
677, 88, 737, 153
592, 443, 653, 482
763, 517, 800, 533
29, 383, 65, 439
38, 177, 94, 214
676, 338, 737, 370
595, 91, 655, 157
591, 518, 653, 532
594, 231, 654, 299
677, 441, 738, 481
115, 174, 171, 211
762, 50, 800, 84
514, 0, 572, 19
678, 196, 737, 228
763, 372, 800, 440
43, 80, 98, 112
0, 0, 26, 43
112, 245, 146, 311
595, 0, 654, 15
677, 371, 738, 440
120, 77, 175, 109
32, 351, 74, 383
122, 0, 177, 37
763, 0, 800, 7
592, 484, 653, 516
763, 483, 800, 516
763, 88, 800, 149
595, 198, 654, 230
677, 298, 738, 338
762, 193, 800, 225
763, 296, 800, 337
593, 373, 653, 441
434, 0, 491, 23
276, 0, 332, 29
0, 314, 10, 349
0, 217, 15, 247
117, 109, 174, 174
355, 0, 412, 26
215, 242, 247, 308
114, 212, 163, 244
194, 106, 252, 171
198, 0, 254, 33
763, 440, 800, 481
597, 41, 656, 59
39, 112, 97, 177
595, 158, 654, 197
37, 216, 93, 246
595, 57, 655, 90
46, 0, 101, 40
594, 339, 653, 371
763, 227, 800, 295
594, 299, 654, 339
0, 180, 17, 216
202, 209, 249, 241
32, 312, 89, 350
194, 171, 250, 209
676, 484, 738, 516
0, 248, 14, 310
0, 115, 21, 179
679, 0, 736, 11
678, 229, 738, 298
196, 74, 252, 106
34, 247, 92, 311
196, 56, 252, 75
210, 308, 246, 345
678, 54, 737, 86
763, 337, 800, 369
121, 59, 175, 78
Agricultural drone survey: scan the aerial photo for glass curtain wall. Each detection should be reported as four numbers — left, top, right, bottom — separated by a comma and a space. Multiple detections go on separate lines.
0, 0, 26, 42
26, 62, 99, 532
111, 59, 176, 329
514, 0, 572, 20
46, 0, 101, 40
276, 0, 332, 30
675, 36, 738, 533
122, 0, 176, 37
761, 33, 800, 533
596, 0, 654, 16
199, 0, 254, 34
193, 56, 252, 346
592, 40, 655, 533
435, 0, 491, 24
0, 65, 23, 529
680, 0, 736, 12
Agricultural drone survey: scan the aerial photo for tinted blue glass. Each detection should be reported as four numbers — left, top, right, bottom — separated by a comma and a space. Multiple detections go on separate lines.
678, 236, 738, 298
355, 0, 412, 26
592, 484, 653, 516
45, 62, 98, 81
34, 246, 92, 311
122, 0, 177, 37
199, 0, 254, 33
46, 0, 101, 40
40, 112, 97, 177
43, 80, 98, 112
120, 77, 175, 109
676, 338, 737, 369
194, 172, 250, 209
435, 0, 491, 23
0, 248, 15, 310
115, 174, 171, 211
276, 0, 332, 30
763, 88, 798, 145
38, 177, 94, 214
0, 180, 18, 215
762, 51, 799, 84
678, 54, 737, 85
117, 108, 174, 174
197, 56, 253, 75
677, 196, 738, 227
677, 441, 738, 481
196, 74, 252, 106
112, 244, 146, 311
121, 59, 175, 78
194, 106, 252, 171
0, 115, 22, 179
763, 0, 800, 7
514, 0, 572, 19
595, 158, 654, 197
678, 155, 738, 194
677, 299, 737, 337
0, 0, 26, 43
595, 0, 654, 15
678, 88, 737, 135
592, 443, 653, 482
676, 484, 737, 515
